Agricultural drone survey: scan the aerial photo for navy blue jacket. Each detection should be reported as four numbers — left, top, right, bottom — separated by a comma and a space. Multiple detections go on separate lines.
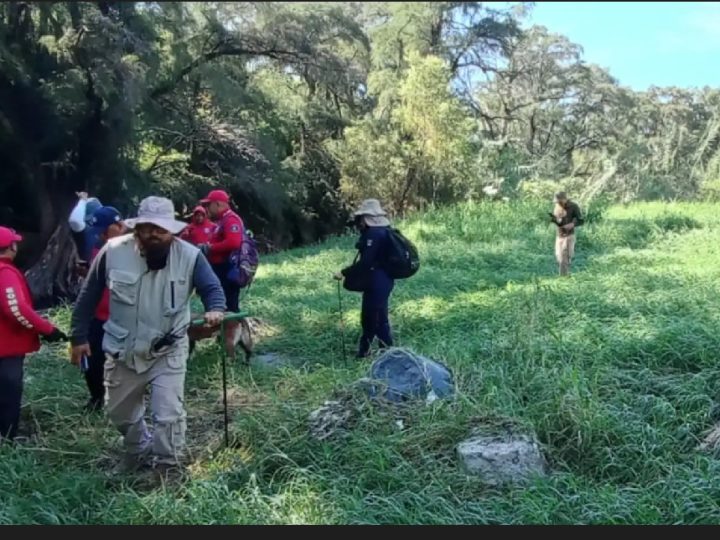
342, 226, 394, 300
71, 227, 101, 263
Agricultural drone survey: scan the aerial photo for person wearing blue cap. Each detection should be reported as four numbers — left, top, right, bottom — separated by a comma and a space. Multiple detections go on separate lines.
68, 192, 103, 276
80, 205, 127, 413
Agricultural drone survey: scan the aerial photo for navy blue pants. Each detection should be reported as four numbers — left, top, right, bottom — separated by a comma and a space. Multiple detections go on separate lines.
212, 262, 241, 312
358, 283, 394, 358
0, 356, 24, 441
84, 317, 106, 407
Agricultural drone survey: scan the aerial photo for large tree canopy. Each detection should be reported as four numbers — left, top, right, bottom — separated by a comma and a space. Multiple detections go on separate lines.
1, 2, 718, 304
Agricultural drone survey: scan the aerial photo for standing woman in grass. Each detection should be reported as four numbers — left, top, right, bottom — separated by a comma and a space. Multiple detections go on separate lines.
335, 199, 395, 359
0, 227, 67, 442
550, 191, 583, 276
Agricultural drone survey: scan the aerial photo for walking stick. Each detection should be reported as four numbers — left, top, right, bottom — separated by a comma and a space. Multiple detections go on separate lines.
191, 311, 249, 448
337, 280, 348, 367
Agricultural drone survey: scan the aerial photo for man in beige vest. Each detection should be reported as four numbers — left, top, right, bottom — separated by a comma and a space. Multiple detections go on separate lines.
70, 196, 226, 474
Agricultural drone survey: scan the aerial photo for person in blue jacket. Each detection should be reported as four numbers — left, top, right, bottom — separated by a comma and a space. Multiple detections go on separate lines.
68, 191, 103, 275
335, 199, 395, 358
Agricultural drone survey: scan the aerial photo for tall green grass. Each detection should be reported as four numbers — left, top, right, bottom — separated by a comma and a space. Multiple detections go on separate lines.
2, 200, 720, 524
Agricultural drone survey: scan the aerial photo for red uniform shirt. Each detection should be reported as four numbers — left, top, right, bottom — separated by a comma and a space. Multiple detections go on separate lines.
207, 208, 244, 265
181, 221, 214, 246
0, 258, 55, 357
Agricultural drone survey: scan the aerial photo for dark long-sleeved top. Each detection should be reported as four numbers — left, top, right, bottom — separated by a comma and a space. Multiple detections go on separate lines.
341, 226, 394, 306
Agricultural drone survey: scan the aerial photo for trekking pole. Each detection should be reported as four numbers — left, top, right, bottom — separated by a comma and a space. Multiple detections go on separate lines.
337, 280, 348, 367
191, 311, 249, 448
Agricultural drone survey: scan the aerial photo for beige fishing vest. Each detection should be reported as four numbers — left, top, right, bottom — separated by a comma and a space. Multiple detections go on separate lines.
101, 234, 199, 373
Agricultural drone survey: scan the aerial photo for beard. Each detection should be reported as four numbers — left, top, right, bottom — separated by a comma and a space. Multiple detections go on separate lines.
140, 238, 172, 270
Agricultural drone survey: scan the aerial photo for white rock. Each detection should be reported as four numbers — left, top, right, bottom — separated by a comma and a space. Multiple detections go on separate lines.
457, 432, 547, 486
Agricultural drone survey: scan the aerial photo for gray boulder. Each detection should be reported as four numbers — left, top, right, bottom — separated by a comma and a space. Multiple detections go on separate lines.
457, 430, 547, 486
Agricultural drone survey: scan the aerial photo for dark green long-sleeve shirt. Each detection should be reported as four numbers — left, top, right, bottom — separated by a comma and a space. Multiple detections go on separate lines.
552, 200, 583, 236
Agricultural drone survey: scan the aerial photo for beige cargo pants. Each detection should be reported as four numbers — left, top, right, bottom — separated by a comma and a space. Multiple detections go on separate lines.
104, 347, 187, 466
555, 234, 576, 276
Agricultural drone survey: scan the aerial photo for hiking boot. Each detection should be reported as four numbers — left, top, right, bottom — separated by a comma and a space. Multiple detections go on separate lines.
115, 448, 152, 474
153, 462, 185, 484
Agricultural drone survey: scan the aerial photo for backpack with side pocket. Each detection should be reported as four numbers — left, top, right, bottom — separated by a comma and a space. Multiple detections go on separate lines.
382, 228, 420, 279
216, 212, 258, 289
227, 228, 259, 288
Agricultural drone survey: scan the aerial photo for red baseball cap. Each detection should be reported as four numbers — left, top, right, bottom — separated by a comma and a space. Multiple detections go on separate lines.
0, 226, 22, 249
200, 190, 230, 204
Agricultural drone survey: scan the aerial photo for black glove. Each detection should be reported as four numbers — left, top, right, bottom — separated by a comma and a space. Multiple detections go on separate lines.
44, 328, 68, 343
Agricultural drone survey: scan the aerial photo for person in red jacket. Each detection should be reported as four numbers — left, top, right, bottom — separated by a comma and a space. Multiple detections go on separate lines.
180, 206, 214, 246
0, 227, 67, 441
199, 189, 244, 312
82, 206, 126, 413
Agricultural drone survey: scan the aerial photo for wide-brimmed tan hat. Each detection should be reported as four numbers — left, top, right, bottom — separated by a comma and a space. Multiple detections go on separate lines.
124, 196, 187, 235
352, 199, 390, 227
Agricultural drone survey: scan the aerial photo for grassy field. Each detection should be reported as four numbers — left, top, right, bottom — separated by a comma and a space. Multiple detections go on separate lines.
3, 199, 720, 524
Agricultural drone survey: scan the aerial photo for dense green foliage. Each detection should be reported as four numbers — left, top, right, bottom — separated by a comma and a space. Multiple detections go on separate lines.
2, 2, 719, 248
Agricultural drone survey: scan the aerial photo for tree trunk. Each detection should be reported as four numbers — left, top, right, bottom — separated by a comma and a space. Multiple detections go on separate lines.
24, 222, 81, 309
23, 172, 81, 308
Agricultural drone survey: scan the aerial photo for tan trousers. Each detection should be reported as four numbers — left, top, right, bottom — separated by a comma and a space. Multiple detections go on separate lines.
104, 347, 187, 466
555, 234, 576, 276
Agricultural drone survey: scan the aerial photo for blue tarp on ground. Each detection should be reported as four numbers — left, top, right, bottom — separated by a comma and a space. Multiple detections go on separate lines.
366, 348, 455, 403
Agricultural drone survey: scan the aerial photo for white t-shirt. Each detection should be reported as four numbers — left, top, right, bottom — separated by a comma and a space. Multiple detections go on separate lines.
68, 199, 87, 232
